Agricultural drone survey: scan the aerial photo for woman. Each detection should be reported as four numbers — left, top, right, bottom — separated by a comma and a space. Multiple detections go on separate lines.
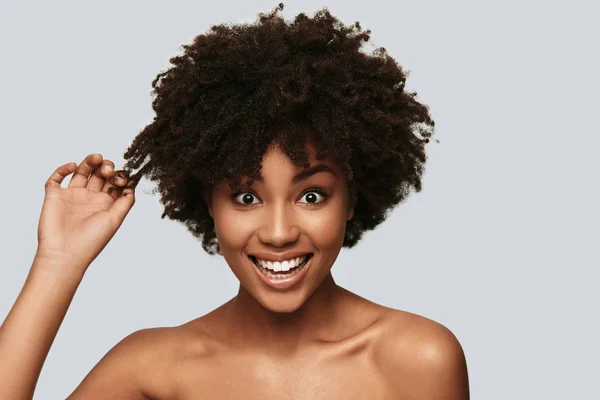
0, 4, 469, 399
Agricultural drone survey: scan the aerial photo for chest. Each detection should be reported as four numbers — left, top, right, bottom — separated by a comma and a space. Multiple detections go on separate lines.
171, 352, 393, 400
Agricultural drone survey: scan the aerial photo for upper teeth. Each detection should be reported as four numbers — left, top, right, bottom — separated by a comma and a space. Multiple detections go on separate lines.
256, 256, 307, 272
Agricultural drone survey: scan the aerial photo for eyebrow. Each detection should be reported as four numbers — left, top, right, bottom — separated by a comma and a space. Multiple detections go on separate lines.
255, 164, 337, 184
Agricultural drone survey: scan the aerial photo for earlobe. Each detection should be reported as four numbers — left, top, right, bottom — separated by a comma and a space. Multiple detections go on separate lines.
346, 208, 354, 221
202, 184, 213, 218
347, 187, 357, 221
346, 200, 355, 221
207, 197, 213, 219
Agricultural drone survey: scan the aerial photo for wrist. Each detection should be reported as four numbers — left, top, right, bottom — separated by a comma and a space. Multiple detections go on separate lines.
31, 252, 88, 281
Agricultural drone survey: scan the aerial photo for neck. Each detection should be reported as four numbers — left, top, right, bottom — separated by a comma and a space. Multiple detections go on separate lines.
226, 272, 345, 354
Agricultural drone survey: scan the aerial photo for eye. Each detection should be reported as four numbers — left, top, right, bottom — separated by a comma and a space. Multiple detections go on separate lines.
298, 189, 328, 205
233, 192, 259, 206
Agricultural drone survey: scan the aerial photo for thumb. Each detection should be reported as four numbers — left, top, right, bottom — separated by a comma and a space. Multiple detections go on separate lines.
109, 188, 136, 227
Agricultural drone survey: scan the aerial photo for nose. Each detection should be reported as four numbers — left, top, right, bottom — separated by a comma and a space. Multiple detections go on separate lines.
257, 202, 300, 247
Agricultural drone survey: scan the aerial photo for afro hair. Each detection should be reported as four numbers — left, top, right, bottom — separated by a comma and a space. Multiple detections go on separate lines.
120, 3, 436, 255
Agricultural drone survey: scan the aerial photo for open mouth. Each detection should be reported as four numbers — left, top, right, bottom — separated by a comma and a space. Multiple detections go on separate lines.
249, 254, 313, 280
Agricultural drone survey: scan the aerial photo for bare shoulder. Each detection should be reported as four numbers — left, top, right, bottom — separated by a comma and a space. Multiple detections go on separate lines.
67, 326, 189, 400
375, 309, 470, 399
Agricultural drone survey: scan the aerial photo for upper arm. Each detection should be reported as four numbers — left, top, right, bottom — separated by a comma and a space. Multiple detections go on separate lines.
66, 328, 170, 400
383, 316, 470, 399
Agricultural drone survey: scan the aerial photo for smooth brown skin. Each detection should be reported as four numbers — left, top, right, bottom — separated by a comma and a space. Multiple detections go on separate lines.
0, 146, 469, 399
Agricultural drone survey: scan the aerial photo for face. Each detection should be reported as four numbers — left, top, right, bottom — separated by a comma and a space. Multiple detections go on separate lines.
209, 140, 355, 313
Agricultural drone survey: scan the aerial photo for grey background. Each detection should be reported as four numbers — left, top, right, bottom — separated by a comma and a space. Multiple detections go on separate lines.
1, 0, 598, 398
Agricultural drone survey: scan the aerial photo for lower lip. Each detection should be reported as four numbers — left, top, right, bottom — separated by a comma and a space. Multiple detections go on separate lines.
250, 256, 313, 290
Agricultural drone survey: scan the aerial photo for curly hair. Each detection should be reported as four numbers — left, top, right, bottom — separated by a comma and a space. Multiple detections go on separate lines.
120, 3, 436, 255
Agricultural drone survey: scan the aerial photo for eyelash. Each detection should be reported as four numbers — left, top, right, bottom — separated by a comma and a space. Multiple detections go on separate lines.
231, 188, 329, 207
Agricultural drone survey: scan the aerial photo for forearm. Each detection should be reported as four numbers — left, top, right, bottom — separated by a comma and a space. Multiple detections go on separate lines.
0, 257, 85, 400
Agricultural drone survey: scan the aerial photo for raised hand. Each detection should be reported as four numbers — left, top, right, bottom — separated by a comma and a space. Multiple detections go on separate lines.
35, 153, 137, 272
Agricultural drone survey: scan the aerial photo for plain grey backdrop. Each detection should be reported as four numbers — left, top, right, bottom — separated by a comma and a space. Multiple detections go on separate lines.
1, 0, 598, 398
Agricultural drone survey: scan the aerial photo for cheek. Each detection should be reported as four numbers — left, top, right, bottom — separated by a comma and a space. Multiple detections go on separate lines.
213, 209, 255, 251
304, 207, 348, 249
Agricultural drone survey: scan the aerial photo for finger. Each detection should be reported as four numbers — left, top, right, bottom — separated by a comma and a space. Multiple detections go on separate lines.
109, 187, 136, 227
109, 169, 131, 188
45, 162, 77, 191
102, 169, 130, 200
68, 153, 103, 188
88, 160, 115, 191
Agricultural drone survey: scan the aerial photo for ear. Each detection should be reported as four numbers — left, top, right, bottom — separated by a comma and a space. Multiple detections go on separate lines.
206, 197, 213, 219
202, 184, 214, 219
346, 185, 357, 221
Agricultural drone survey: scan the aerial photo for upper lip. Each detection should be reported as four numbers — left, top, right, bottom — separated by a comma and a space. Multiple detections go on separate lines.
249, 251, 313, 263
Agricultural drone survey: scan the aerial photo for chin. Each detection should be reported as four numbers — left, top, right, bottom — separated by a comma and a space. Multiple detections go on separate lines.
254, 290, 309, 314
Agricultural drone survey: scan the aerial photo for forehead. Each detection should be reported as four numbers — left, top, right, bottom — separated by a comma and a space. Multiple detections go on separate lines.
213, 139, 345, 193
259, 140, 342, 180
